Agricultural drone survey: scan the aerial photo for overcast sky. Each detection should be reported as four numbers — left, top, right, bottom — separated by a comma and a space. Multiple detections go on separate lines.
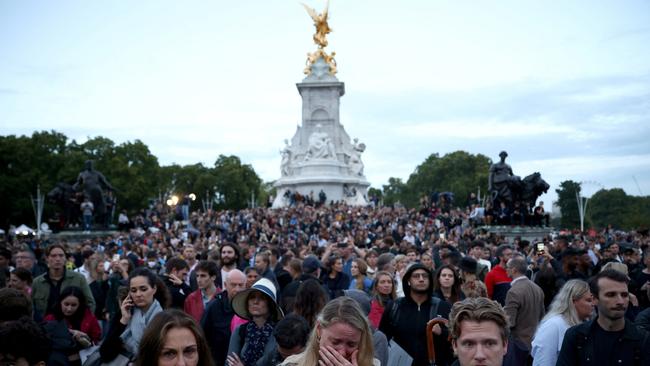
1, 1, 649, 206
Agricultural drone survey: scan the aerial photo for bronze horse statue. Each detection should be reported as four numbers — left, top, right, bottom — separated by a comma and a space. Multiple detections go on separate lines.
47, 182, 82, 229
511, 172, 550, 210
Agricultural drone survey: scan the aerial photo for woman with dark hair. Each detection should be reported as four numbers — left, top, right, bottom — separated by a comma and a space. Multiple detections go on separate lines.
44, 286, 101, 365
433, 264, 464, 304
227, 278, 284, 366
368, 271, 396, 329
8, 267, 33, 297
137, 309, 214, 366
293, 279, 328, 328
99, 267, 169, 363
244, 266, 261, 289
320, 254, 350, 299
420, 252, 435, 271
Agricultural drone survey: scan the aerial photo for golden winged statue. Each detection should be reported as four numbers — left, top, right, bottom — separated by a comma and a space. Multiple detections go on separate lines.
302, 1, 337, 76
302, 1, 331, 49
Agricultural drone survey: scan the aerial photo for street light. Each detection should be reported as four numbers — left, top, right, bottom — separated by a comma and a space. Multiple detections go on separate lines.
167, 195, 180, 207
576, 181, 604, 233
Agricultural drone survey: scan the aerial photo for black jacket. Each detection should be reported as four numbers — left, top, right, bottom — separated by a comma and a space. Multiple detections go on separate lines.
163, 276, 192, 309
279, 274, 328, 313
556, 318, 650, 366
99, 314, 128, 362
378, 264, 454, 366
636, 307, 650, 333
321, 271, 351, 300
200, 291, 235, 366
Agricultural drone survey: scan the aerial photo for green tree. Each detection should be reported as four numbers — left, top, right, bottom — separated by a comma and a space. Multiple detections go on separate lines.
213, 155, 262, 210
107, 140, 160, 212
555, 180, 581, 229
394, 151, 491, 207
0, 131, 69, 229
259, 181, 276, 208
589, 189, 650, 230
0, 131, 268, 230
367, 187, 383, 202
382, 177, 406, 206
158, 163, 219, 212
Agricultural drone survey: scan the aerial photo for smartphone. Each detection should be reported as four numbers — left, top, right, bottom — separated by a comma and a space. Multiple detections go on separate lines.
536, 243, 545, 255
337, 242, 348, 248
128, 294, 135, 314
112, 254, 120, 262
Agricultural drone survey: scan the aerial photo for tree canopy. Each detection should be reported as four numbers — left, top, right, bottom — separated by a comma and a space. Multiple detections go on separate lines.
2, 131, 646, 232
0, 131, 263, 230
555, 180, 649, 230
381, 151, 491, 208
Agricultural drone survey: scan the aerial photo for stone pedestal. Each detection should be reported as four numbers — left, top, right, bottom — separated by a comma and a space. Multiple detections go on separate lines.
273, 57, 370, 208
484, 226, 553, 244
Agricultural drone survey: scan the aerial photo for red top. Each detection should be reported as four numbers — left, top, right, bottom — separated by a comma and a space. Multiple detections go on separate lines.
484, 264, 512, 304
184, 288, 218, 322
368, 299, 385, 329
44, 308, 102, 343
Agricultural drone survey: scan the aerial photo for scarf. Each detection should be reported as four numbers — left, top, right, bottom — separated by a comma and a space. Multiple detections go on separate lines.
120, 299, 162, 354
241, 321, 274, 366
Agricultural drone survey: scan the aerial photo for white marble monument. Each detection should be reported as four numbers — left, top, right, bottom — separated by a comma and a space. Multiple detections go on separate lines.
272, 3, 369, 208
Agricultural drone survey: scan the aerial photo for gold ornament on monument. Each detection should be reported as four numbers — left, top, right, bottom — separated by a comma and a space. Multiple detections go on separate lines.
302, 1, 337, 75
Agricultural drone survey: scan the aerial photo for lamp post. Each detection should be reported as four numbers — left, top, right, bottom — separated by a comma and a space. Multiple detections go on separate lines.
576, 191, 588, 233
166, 195, 179, 207
576, 181, 604, 233
30, 185, 45, 238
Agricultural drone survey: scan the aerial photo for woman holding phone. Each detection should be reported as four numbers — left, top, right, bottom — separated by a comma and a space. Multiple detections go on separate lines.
99, 268, 170, 363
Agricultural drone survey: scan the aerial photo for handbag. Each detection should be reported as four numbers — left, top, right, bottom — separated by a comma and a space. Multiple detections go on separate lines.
82, 346, 133, 366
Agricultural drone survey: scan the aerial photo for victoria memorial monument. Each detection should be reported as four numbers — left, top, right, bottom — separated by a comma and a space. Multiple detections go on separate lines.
272, 2, 370, 207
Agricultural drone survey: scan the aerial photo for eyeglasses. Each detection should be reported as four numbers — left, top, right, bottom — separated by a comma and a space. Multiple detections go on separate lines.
411, 272, 429, 279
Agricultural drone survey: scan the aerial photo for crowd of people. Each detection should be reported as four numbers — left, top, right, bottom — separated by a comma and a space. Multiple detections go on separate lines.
0, 196, 649, 365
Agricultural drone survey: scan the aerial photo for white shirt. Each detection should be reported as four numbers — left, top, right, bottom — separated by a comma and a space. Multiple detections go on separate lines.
531, 314, 570, 366
478, 258, 492, 271
220, 268, 232, 289
510, 275, 527, 286
74, 264, 92, 284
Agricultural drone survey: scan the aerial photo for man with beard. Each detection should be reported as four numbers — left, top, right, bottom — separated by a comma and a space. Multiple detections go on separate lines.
218, 243, 241, 290
556, 269, 650, 365
485, 244, 513, 306
201, 269, 247, 366
379, 264, 453, 365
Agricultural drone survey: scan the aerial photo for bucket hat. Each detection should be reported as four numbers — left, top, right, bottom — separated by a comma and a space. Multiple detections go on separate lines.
231, 278, 284, 322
